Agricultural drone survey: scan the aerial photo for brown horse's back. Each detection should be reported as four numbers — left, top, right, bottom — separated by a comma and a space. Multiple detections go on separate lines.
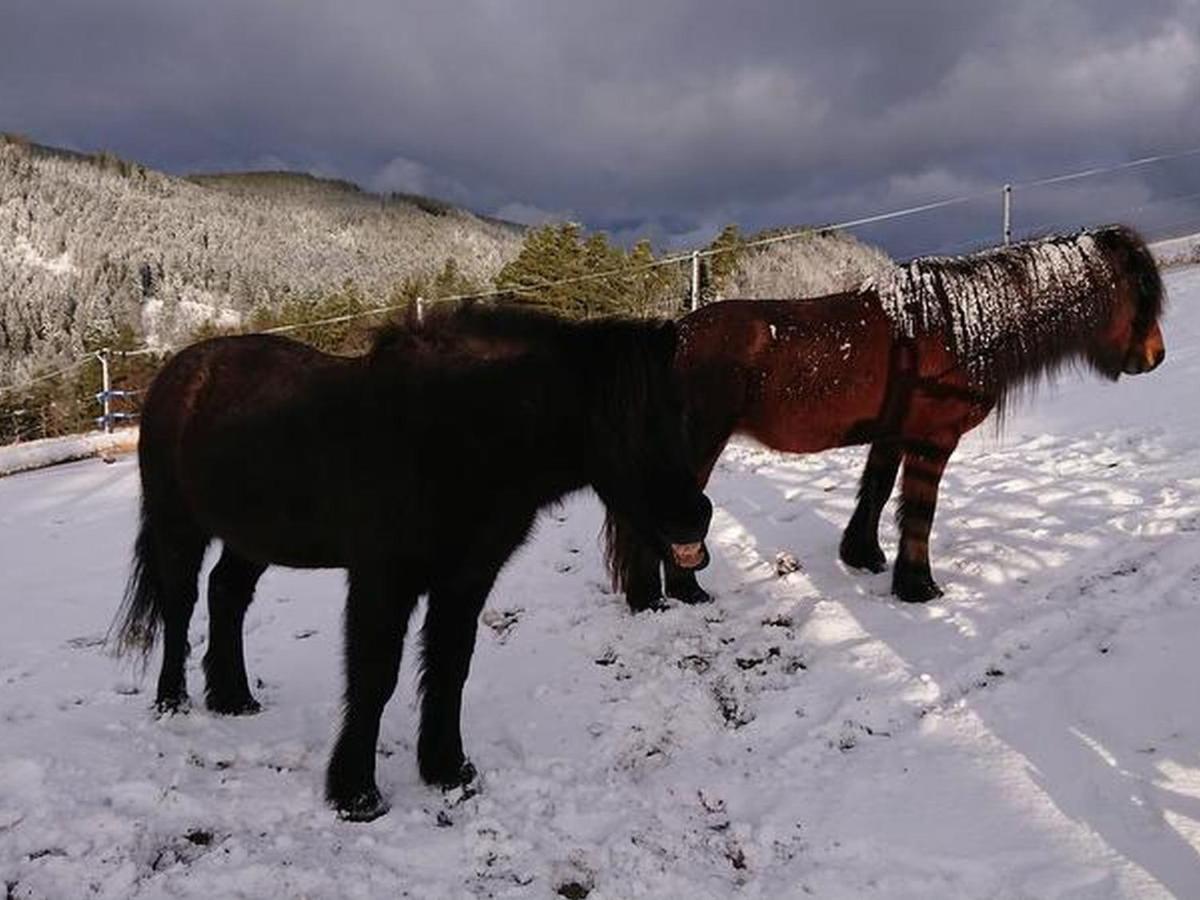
139, 335, 368, 568
678, 297, 895, 454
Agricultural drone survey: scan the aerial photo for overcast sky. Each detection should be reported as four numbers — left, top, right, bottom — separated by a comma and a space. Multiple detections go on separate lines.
3, 0, 1200, 256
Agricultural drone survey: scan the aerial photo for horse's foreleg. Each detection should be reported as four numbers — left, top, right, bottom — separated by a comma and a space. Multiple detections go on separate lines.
840, 441, 902, 573
416, 573, 496, 788
202, 547, 267, 715
326, 565, 418, 821
662, 551, 712, 604
663, 448, 723, 605
892, 438, 957, 603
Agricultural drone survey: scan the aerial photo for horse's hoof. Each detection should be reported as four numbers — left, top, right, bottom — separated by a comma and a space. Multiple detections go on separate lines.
892, 569, 944, 603
640, 598, 672, 613
206, 694, 262, 716
839, 537, 887, 573
421, 757, 477, 790
154, 694, 190, 716
335, 787, 389, 822
626, 592, 666, 613
666, 582, 713, 605
449, 759, 478, 789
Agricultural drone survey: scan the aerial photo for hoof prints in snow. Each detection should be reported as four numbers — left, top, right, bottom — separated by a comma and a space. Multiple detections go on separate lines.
149, 829, 222, 872
64, 634, 105, 650
711, 677, 756, 729
481, 606, 523, 643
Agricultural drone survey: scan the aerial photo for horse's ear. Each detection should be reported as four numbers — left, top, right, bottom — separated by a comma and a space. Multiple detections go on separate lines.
655, 319, 679, 359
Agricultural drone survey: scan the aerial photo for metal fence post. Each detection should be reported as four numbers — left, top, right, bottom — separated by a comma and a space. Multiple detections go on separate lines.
690, 251, 700, 311
1003, 184, 1012, 246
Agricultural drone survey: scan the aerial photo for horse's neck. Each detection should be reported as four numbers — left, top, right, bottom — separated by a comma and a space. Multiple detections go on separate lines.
515, 360, 590, 493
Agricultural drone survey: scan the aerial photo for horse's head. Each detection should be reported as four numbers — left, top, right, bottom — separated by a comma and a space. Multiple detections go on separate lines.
580, 319, 712, 570
1089, 226, 1167, 380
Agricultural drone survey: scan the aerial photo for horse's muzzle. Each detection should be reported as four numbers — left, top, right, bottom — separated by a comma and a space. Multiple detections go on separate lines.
1123, 345, 1165, 374
670, 541, 710, 570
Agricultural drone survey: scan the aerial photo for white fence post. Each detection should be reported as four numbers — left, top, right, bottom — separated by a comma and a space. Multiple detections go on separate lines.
689, 251, 701, 311
97, 349, 112, 434
1003, 184, 1012, 246
415, 295, 425, 323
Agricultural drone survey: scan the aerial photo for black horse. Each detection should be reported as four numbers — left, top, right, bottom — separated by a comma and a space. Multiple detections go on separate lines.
111, 305, 712, 821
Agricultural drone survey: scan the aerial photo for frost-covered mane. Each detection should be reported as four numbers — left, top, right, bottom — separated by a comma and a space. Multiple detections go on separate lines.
865, 226, 1160, 403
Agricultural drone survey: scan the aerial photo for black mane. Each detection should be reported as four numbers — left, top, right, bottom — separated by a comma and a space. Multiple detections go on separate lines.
369, 304, 679, 432
369, 302, 673, 367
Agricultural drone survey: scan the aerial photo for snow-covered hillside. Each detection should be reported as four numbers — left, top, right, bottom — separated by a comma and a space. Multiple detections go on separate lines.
0, 136, 524, 380
2, 269, 1200, 898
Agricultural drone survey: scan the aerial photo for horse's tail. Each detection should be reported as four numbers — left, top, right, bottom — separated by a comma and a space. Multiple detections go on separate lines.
108, 500, 165, 663
108, 344, 214, 667
108, 379, 184, 664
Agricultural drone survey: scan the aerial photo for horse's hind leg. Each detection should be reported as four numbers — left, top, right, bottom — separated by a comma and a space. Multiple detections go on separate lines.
326, 564, 419, 821
203, 546, 267, 715
152, 527, 209, 714
892, 437, 957, 603
417, 569, 499, 788
840, 441, 902, 573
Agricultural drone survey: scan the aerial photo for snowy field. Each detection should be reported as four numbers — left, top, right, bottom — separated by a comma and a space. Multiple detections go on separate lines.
3, 269, 1200, 899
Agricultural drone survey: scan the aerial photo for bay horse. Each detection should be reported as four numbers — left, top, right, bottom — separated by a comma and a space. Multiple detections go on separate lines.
110, 305, 712, 821
607, 225, 1166, 610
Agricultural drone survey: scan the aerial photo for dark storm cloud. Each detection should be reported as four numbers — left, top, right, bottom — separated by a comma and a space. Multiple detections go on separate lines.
3, 0, 1200, 255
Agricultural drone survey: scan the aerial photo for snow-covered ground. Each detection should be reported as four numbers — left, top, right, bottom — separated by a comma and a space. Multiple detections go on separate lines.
3, 269, 1200, 899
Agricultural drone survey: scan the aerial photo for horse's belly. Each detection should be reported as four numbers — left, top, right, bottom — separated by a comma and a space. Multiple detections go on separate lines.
198, 494, 345, 567
181, 444, 352, 567
743, 414, 846, 453
744, 384, 885, 452
213, 509, 344, 568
